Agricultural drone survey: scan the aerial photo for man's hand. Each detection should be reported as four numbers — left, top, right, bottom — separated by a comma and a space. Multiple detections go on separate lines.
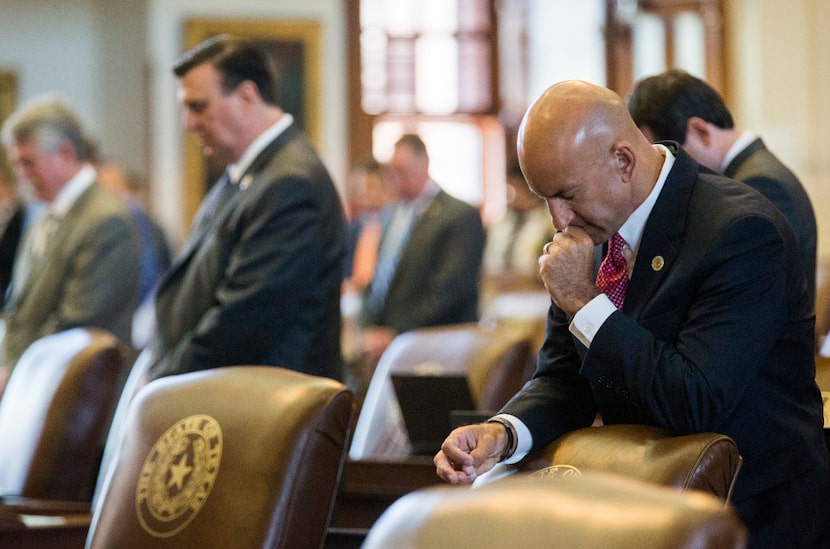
539, 226, 600, 315
434, 422, 507, 484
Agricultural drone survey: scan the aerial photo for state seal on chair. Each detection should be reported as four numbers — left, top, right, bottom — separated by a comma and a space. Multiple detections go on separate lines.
135, 414, 223, 537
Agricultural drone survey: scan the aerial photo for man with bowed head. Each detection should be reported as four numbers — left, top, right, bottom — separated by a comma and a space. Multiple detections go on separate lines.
434, 80, 830, 548
147, 35, 346, 382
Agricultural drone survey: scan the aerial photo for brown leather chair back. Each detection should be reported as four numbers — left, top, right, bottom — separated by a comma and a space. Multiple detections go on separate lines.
362, 472, 747, 549
815, 356, 830, 452
91, 346, 155, 506
0, 328, 126, 501
87, 366, 354, 549
815, 355, 830, 393
519, 424, 743, 501
815, 257, 830, 349
384, 322, 535, 410
349, 321, 536, 459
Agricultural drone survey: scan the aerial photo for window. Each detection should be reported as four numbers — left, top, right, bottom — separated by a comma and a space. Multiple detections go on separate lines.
355, 0, 524, 224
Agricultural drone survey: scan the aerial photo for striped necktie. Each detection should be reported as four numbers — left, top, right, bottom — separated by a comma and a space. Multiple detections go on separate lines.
366, 203, 416, 318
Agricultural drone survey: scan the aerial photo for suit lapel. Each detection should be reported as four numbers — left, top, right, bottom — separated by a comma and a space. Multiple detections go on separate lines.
722, 137, 764, 179
623, 145, 697, 318
161, 125, 298, 287
10, 184, 98, 306
393, 190, 445, 274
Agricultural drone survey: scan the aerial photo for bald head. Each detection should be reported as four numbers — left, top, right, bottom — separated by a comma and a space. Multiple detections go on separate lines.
516, 81, 664, 243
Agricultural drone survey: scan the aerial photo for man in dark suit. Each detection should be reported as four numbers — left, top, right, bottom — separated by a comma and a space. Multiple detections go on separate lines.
435, 81, 830, 548
148, 35, 346, 381
355, 134, 485, 393
627, 69, 817, 303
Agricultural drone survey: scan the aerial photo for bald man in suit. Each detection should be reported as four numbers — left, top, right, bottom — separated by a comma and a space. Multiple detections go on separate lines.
436, 81, 829, 548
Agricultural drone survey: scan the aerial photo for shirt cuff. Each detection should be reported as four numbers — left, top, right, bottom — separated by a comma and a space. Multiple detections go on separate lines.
569, 293, 617, 347
491, 413, 533, 464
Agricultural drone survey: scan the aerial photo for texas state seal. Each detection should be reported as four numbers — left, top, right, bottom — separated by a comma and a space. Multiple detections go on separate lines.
135, 414, 222, 537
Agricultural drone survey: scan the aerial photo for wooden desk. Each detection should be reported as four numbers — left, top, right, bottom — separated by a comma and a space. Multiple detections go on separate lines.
327, 457, 442, 548
0, 497, 91, 549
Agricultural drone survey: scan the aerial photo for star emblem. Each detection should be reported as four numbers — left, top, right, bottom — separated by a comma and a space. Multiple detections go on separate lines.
167, 452, 192, 491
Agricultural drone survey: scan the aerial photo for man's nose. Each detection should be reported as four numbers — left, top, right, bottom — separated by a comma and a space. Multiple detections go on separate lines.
183, 111, 199, 131
547, 199, 573, 231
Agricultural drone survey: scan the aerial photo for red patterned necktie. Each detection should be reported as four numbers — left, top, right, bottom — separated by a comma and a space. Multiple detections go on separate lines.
596, 232, 629, 309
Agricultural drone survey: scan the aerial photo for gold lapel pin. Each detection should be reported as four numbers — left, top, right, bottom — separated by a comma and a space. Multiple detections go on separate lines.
651, 256, 665, 272
239, 174, 253, 190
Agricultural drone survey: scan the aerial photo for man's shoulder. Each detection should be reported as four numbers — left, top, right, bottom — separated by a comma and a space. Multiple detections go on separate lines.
432, 190, 480, 217
66, 184, 132, 228
728, 139, 803, 188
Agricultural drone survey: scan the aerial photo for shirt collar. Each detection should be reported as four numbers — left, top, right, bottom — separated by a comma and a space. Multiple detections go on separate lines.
720, 129, 756, 172
410, 179, 441, 216
617, 144, 675, 258
227, 113, 294, 184
51, 163, 96, 218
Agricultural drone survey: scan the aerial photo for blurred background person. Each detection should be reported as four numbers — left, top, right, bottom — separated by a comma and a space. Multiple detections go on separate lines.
96, 161, 172, 306
343, 157, 396, 295
353, 133, 485, 402
627, 69, 817, 305
0, 172, 24, 310
96, 160, 172, 350
341, 158, 396, 376
0, 95, 140, 393
481, 162, 554, 304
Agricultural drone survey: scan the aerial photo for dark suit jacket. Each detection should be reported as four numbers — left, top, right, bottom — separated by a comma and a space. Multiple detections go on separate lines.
724, 137, 817, 304
151, 124, 346, 381
0, 205, 23, 308
502, 146, 829, 545
361, 190, 485, 333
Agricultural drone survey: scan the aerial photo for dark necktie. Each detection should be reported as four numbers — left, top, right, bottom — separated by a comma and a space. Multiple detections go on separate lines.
596, 232, 629, 309
189, 170, 234, 239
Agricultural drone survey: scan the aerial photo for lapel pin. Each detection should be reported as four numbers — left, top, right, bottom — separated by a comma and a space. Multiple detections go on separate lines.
651, 256, 665, 272
239, 174, 253, 190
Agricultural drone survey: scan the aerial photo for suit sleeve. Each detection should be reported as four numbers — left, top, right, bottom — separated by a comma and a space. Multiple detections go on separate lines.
500, 302, 598, 452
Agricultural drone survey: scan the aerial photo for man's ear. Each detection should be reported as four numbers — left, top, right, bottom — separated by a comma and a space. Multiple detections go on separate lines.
614, 142, 636, 181
685, 116, 712, 147
234, 80, 260, 105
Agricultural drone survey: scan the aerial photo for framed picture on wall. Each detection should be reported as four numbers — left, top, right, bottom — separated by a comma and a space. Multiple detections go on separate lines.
0, 71, 17, 180
181, 19, 321, 226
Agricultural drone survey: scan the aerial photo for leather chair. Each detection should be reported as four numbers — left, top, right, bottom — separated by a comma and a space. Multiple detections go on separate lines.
515, 424, 743, 502
815, 257, 830, 350
349, 321, 536, 460
86, 365, 354, 549
0, 328, 127, 501
90, 346, 155, 506
814, 355, 830, 452
362, 472, 748, 549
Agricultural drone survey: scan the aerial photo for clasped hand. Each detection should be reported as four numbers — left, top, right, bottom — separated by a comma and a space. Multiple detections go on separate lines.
539, 226, 600, 316
434, 422, 507, 484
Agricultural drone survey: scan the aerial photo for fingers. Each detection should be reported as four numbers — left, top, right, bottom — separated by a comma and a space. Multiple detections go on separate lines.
433, 426, 483, 484
434, 449, 475, 484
